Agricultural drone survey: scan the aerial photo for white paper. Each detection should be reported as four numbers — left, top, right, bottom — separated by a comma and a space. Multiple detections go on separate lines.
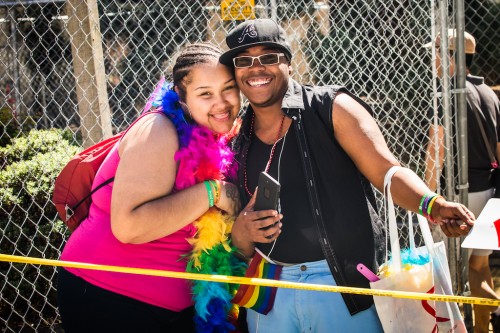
462, 198, 500, 250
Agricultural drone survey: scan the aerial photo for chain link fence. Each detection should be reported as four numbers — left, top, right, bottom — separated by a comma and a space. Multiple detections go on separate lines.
0, 0, 498, 331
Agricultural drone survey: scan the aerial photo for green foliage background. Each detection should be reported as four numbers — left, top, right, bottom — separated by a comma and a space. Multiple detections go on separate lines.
0, 129, 78, 327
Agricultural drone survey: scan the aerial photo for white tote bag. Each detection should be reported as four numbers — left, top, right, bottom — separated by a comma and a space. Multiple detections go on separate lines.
416, 214, 467, 333
370, 166, 436, 333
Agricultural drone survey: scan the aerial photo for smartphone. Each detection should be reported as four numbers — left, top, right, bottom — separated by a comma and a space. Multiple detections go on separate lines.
254, 172, 281, 211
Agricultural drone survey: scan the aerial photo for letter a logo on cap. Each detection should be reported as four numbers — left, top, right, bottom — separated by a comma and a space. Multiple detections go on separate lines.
238, 24, 257, 43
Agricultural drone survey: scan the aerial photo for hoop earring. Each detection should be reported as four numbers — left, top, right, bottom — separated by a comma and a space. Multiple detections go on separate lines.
179, 101, 194, 121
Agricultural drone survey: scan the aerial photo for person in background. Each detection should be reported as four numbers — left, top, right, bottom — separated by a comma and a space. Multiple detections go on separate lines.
221, 18, 475, 333
57, 43, 243, 333
423, 29, 500, 333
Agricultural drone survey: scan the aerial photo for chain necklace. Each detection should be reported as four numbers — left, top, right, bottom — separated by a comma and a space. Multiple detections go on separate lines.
244, 112, 286, 197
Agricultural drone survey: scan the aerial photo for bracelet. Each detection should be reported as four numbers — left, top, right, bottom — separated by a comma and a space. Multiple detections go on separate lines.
422, 195, 434, 217
427, 195, 443, 223
214, 180, 221, 204
419, 193, 434, 216
208, 180, 220, 204
204, 181, 215, 207
419, 192, 438, 219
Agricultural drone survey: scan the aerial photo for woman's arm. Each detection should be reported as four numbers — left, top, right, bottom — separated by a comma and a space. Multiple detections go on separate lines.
111, 114, 213, 244
424, 124, 445, 192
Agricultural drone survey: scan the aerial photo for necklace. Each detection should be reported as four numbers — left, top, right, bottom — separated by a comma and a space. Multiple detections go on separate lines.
244, 112, 286, 196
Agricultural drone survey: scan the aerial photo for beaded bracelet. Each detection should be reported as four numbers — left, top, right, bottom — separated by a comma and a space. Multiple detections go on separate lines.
204, 181, 215, 208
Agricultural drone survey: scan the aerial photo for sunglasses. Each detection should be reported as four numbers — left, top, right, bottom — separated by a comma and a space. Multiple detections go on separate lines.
233, 53, 285, 68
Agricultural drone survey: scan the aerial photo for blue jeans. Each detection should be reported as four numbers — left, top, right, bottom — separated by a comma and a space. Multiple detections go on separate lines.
246, 259, 383, 333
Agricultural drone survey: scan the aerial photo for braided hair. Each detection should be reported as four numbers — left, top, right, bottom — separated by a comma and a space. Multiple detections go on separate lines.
171, 42, 223, 102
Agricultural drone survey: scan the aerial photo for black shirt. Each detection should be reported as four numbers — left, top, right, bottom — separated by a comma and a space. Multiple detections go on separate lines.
428, 75, 500, 192
244, 125, 322, 263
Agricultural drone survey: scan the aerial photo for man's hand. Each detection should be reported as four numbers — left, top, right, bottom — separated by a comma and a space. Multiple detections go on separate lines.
432, 197, 475, 237
231, 190, 283, 258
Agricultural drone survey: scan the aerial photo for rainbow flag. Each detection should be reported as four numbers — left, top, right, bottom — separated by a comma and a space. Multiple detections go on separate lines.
232, 252, 282, 315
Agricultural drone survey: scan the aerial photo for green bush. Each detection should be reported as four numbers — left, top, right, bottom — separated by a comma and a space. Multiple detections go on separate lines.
0, 107, 37, 149
0, 128, 80, 328
0, 107, 20, 148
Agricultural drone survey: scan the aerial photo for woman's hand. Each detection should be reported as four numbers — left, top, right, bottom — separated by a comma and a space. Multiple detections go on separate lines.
432, 197, 475, 237
215, 181, 241, 216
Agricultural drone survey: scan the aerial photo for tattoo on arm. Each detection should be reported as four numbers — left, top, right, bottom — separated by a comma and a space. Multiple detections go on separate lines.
225, 186, 238, 202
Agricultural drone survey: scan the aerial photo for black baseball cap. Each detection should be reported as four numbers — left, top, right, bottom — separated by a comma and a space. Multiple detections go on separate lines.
219, 19, 292, 66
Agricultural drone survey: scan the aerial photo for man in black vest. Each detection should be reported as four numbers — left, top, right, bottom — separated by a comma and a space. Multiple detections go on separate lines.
222, 19, 475, 332
423, 29, 500, 333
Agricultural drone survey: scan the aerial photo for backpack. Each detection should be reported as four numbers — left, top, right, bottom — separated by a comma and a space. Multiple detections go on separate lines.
52, 111, 163, 231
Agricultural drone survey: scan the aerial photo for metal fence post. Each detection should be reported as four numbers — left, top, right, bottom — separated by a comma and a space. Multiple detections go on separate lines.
454, 0, 473, 329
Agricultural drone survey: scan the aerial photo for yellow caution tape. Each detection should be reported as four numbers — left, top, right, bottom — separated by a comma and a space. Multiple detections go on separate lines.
1, 253, 499, 306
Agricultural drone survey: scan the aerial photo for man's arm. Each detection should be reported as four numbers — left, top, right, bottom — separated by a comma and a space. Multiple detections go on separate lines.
424, 124, 445, 192
332, 92, 474, 236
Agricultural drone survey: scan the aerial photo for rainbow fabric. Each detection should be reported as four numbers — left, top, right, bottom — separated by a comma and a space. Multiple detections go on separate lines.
231, 252, 282, 315
157, 82, 246, 333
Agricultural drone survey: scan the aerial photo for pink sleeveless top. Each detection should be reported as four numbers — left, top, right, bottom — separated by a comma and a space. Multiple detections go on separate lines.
61, 141, 196, 311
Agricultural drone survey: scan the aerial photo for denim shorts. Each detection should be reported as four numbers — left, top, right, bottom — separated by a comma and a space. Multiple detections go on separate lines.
246, 259, 383, 333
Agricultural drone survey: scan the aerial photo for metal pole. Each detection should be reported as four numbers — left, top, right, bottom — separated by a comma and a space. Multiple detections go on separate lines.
453, 0, 472, 329
41, 73, 49, 129
437, 0, 463, 302
438, 1, 453, 204
8, 6, 21, 119
269, 0, 277, 21
0, 1, 66, 6
454, 0, 468, 206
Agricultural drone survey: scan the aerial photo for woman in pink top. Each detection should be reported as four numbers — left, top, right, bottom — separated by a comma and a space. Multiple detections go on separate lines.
57, 43, 242, 333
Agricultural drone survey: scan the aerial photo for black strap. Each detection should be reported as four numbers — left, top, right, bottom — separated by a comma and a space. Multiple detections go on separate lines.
71, 177, 115, 211
467, 82, 498, 168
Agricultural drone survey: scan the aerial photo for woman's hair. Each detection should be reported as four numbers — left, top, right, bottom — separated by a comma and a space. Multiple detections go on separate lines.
171, 42, 223, 101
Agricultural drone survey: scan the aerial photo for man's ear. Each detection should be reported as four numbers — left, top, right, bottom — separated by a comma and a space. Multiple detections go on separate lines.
288, 64, 293, 76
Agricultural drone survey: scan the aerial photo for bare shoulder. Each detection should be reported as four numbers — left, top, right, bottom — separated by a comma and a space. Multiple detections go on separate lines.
333, 92, 369, 117
120, 112, 179, 153
113, 112, 179, 207
332, 92, 374, 132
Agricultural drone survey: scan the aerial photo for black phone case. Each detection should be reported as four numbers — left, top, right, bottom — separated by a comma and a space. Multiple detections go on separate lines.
254, 172, 281, 211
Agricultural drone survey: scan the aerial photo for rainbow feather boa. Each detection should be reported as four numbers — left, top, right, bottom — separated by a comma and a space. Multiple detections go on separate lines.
160, 85, 247, 333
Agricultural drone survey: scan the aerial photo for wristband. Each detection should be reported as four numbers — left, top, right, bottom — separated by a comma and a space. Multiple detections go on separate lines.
214, 180, 221, 204
422, 195, 434, 217
419, 193, 433, 216
208, 180, 220, 205
427, 195, 443, 223
204, 181, 215, 207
